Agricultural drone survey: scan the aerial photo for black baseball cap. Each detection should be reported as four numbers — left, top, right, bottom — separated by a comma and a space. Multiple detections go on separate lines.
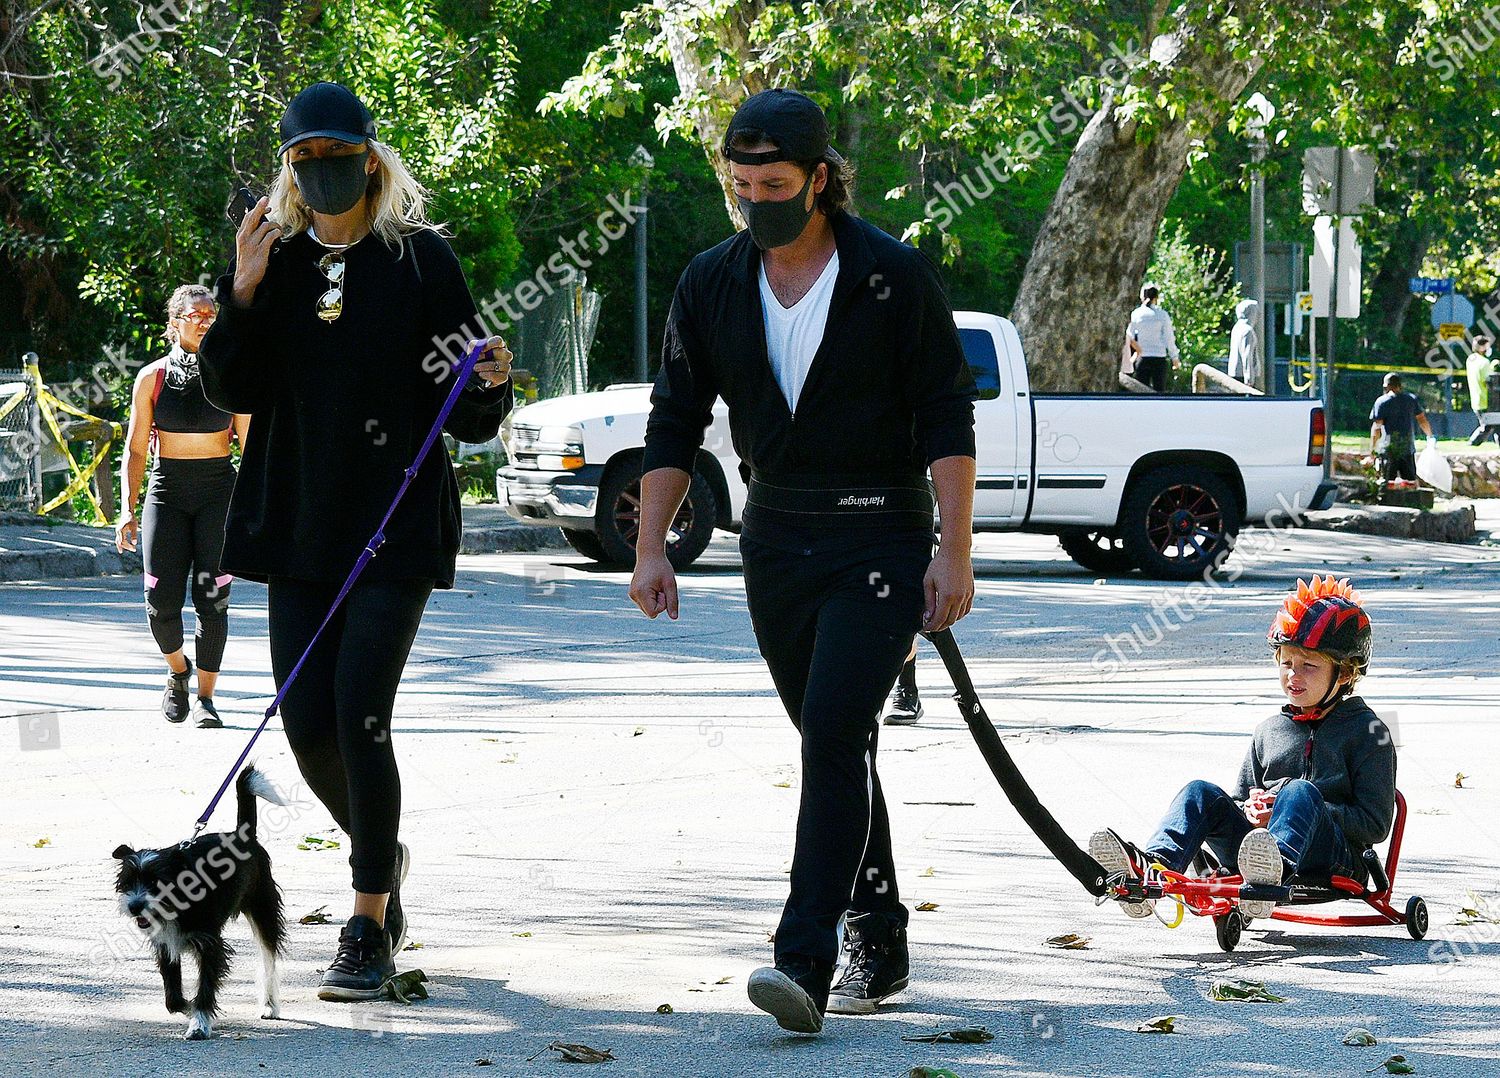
278, 82, 377, 155
722, 89, 830, 165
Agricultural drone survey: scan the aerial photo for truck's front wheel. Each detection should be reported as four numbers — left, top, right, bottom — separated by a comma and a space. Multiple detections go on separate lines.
1119, 465, 1241, 581
560, 528, 608, 562
596, 457, 718, 569
1057, 528, 1135, 575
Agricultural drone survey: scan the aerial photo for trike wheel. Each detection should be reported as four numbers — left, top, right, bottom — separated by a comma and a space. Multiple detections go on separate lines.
1214, 909, 1244, 952
1406, 895, 1429, 940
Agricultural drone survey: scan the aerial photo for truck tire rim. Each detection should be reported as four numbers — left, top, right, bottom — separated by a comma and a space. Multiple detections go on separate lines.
615, 480, 695, 551
1145, 483, 1223, 561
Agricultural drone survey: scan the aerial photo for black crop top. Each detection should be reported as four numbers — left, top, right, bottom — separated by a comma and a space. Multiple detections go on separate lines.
153, 347, 234, 434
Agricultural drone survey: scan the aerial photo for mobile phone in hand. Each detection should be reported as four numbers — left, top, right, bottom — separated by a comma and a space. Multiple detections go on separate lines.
226, 186, 257, 229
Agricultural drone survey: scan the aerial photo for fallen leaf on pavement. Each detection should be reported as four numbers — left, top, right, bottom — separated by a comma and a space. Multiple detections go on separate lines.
513, 931, 532, 938
915, 902, 940, 912
633, 726, 645, 737
909, 1068, 962, 1078
656, 1004, 673, 1014
404, 940, 424, 950
529, 1041, 616, 1064
297, 835, 340, 851
919, 867, 936, 877
32, 837, 50, 848
1210, 978, 1286, 1003
772, 781, 792, 788
902, 1025, 994, 1044
1455, 773, 1466, 788
715, 976, 732, 984
298, 905, 332, 925
386, 969, 428, 1004
1136, 1016, 1178, 1034
475, 1059, 492, 1066
1370, 1055, 1414, 1074
1044, 933, 1090, 950
1343, 1028, 1377, 1046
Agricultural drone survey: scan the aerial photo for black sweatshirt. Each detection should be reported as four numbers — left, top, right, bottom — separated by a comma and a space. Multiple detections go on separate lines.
198, 227, 511, 589
643, 211, 976, 486
1233, 695, 1397, 862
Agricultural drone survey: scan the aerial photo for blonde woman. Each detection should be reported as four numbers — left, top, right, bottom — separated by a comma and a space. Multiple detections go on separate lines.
198, 82, 512, 1000
116, 284, 250, 728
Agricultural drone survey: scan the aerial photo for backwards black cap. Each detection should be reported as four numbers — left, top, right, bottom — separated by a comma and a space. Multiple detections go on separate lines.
278, 82, 377, 156
722, 88, 830, 165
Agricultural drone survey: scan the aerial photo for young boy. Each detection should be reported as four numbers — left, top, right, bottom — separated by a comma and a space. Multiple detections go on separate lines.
1091, 577, 1396, 919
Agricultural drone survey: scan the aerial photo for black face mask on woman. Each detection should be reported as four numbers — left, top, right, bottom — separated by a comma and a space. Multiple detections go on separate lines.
291, 150, 371, 216
738, 171, 816, 250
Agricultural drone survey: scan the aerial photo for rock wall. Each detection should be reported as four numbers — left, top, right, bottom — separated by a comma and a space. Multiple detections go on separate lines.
1333, 450, 1500, 498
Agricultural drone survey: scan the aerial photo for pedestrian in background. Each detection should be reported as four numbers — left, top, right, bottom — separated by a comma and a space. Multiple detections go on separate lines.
1227, 299, 1261, 390
1466, 335, 1498, 447
1127, 283, 1179, 392
1368, 373, 1434, 483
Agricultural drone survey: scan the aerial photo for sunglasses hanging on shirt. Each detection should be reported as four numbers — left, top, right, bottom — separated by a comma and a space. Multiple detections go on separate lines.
316, 250, 345, 322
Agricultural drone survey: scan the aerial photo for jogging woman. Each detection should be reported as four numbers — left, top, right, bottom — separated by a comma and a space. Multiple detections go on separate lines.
198, 82, 513, 1001
117, 285, 250, 729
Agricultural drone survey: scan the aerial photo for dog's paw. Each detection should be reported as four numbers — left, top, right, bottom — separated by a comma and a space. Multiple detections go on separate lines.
184, 1012, 212, 1040
260, 1004, 281, 1020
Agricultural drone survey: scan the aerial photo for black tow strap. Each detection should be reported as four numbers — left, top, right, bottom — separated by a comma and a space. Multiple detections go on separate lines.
923, 628, 1109, 897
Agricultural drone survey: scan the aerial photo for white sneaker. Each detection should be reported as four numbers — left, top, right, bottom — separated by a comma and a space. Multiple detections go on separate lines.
1236, 828, 1285, 919
1090, 830, 1154, 919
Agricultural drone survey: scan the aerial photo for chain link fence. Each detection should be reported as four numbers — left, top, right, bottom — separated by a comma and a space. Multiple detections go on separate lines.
0, 367, 41, 512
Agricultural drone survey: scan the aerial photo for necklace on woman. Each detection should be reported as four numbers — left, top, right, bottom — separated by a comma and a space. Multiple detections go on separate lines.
307, 224, 367, 250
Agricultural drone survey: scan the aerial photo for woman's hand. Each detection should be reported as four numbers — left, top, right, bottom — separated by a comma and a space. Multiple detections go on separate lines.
232, 196, 278, 308
115, 512, 139, 553
471, 335, 513, 387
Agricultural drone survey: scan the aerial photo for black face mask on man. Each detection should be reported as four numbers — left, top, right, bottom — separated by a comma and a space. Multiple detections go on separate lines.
291, 151, 371, 216
738, 171, 817, 250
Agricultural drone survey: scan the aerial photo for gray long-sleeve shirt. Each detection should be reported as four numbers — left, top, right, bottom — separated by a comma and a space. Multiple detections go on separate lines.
1233, 695, 1397, 856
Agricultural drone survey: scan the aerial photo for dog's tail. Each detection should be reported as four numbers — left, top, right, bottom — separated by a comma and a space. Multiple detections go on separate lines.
235, 765, 287, 842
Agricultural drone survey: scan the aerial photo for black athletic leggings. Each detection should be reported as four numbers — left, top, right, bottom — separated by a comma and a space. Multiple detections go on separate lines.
140, 456, 235, 672
741, 528, 932, 968
267, 575, 433, 894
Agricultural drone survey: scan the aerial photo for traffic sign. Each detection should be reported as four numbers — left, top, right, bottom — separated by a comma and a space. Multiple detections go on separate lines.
1409, 276, 1455, 295
1297, 292, 1314, 312
1431, 292, 1475, 331
1438, 323, 1467, 342
1302, 147, 1376, 216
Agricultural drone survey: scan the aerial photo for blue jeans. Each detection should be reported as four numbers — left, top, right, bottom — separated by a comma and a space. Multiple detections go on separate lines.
1145, 779, 1351, 880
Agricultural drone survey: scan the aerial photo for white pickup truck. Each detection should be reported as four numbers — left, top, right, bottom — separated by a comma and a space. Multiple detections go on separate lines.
497, 311, 1337, 580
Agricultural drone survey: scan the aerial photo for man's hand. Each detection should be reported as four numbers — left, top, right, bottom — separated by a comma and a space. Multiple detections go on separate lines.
922, 545, 974, 633
630, 552, 679, 620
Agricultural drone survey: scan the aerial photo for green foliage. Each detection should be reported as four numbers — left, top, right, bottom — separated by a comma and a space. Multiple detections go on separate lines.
1146, 220, 1241, 375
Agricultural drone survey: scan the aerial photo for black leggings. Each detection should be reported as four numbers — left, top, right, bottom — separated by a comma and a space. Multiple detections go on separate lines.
267, 575, 433, 894
140, 457, 235, 673
741, 530, 932, 968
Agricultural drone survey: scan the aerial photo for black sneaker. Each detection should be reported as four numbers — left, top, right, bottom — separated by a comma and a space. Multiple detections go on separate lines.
882, 684, 923, 726
317, 915, 396, 1001
191, 697, 223, 729
162, 658, 193, 724
747, 956, 832, 1034
385, 842, 411, 955
827, 912, 910, 1014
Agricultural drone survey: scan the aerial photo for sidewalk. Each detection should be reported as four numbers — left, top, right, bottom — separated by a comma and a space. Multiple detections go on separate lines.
0, 505, 565, 583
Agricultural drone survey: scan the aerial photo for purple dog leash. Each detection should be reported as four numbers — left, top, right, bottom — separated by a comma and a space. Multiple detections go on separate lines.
191, 341, 487, 835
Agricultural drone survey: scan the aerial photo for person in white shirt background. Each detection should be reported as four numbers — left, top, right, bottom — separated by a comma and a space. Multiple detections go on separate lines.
1227, 299, 1262, 390
1127, 283, 1180, 392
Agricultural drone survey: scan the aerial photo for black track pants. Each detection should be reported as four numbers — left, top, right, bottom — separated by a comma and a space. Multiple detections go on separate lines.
267, 575, 433, 894
140, 457, 234, 672
741, 530, 932, 967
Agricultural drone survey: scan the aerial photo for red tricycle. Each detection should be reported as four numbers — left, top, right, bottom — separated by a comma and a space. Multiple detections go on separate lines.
1110, 791, 1429, 951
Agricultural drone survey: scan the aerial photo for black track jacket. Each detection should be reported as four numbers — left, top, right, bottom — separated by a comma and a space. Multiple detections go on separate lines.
642, 211, 976, 484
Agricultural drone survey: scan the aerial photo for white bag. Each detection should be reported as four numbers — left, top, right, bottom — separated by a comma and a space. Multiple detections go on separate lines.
1416, 440, 1453, 494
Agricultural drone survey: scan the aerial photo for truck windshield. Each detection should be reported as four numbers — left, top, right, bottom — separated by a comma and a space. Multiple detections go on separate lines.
960, 328, 1001, 399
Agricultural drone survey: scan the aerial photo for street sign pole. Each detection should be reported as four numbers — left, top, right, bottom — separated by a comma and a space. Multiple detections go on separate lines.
1323, 153, 1341, 479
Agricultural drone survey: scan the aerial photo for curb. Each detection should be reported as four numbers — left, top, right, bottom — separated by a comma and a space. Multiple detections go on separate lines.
0, 515, 567, 583
1301, 499, 1478, 543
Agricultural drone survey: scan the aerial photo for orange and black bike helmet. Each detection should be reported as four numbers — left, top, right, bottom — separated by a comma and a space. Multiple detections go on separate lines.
1267, 576, 1373, 675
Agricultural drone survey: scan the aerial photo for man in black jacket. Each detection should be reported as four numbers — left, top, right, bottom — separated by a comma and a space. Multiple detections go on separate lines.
628, 89, 977, 1035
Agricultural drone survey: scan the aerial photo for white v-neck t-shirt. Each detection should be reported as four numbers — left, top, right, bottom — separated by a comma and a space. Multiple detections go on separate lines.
759, 250, 839, 413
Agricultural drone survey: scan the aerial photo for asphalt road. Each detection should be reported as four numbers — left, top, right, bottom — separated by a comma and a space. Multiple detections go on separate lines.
2, 521, 1497, 1077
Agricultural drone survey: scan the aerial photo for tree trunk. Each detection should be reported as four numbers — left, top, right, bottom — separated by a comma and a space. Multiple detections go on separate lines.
1364, 214, 1433, 348
660, 0, 771, 229
1011, 16, 1263, 391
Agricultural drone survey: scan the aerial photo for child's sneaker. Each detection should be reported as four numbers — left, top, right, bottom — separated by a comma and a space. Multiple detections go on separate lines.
1236, 828, 1285, 919
1089, 829, 1155, 919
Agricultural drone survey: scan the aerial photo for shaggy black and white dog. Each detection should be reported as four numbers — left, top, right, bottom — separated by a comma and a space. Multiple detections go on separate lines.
113, 766, 286, 1039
